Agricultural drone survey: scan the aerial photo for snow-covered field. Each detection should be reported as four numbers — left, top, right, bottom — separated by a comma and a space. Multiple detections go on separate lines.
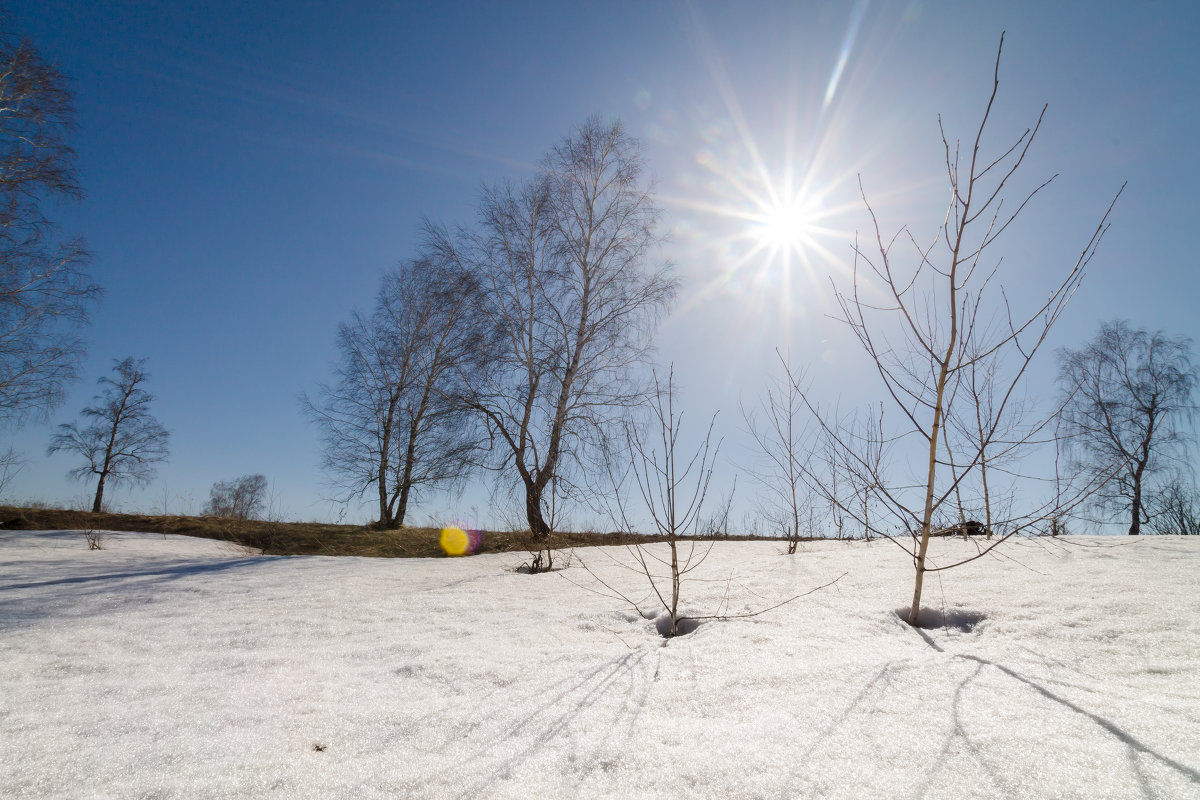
2, 530, 1198, 799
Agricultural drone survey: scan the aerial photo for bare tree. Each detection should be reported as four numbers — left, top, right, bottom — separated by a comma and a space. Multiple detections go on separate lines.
1057, 320, 1197, 534
48, 357, 169, 512
611, 367, 719, 637
203, 473, 268, 520
572, 367, 846, 638
818, 404, 886, 542
743, 352, 813, 553
304, 252, 483, 528
796, 33, 1122, 626
439, 117, 675, 564
1146, 476, 1200, 535
0, 28, 102, 426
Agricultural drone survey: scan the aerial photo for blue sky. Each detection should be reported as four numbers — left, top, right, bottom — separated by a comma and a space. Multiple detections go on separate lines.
5, 0, 1198, 527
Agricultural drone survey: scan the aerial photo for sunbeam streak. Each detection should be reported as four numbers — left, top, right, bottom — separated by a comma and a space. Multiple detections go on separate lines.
825, 0, 870, 109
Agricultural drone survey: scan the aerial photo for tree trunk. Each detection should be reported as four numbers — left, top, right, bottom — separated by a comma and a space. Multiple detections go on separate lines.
909, 377, 951, 626
1129, 470, 1143, 535
908, 535, 930, 626
92, 471, 107, 513
668, 537, 680, 636
394, 483, 410, 530
394, 452, 414, 530
376, 400, 399, 530
392, 418, 421, 530
524, 481, 550, 540
95, 425, 118, 514
377, 466, 393, 529
910, 357, 953, 625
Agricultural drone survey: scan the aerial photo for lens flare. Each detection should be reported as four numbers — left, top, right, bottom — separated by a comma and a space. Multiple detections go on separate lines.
440, 525, 482, 556
824, 0, 869, 109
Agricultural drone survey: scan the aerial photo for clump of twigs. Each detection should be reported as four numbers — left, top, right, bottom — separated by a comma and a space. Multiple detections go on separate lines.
82, 524, 103, 550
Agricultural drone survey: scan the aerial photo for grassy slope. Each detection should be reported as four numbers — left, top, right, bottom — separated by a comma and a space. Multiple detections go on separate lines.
0, 505, 757, 558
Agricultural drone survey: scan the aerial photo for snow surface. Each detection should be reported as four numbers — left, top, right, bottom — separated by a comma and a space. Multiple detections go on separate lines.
2, 530, 1198, 799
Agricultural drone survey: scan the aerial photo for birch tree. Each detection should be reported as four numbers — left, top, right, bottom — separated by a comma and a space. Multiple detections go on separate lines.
305, 253, 483, 528
441, 117, 675, 566
799, 33, 1122, 626
1057, 320, 1197, 534
204, 474, 268, 520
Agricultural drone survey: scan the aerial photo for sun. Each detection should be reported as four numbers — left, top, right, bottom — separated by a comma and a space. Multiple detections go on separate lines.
665, 157, 851, 321
734, 180, 834, 272
753, 195, 815, 256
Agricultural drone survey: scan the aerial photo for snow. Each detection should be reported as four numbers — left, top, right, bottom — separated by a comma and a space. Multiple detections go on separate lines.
2, 530, 1199, 799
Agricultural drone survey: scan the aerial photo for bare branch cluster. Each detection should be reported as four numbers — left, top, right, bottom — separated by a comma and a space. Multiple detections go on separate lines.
0, 445, 22, 498
81, 522, 102, 550
1146, 479, 1200, 535
0, 30, 101, 426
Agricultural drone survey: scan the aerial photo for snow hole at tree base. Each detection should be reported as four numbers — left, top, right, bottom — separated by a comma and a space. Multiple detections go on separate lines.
654, 613, 702, 638
898, 606, 987, 632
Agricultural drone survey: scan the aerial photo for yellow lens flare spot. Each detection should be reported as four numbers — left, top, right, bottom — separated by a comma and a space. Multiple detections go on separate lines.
440, 526, 470, 557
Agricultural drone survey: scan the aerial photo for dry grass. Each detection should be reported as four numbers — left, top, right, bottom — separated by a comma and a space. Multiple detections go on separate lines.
0, 505, 781, 558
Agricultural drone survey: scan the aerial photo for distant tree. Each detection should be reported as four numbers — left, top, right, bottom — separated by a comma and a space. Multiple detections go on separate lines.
1146, 476, 1200, 535
0, 445, 21, 498
742, 352, 814, 553
1057, 320, 1197, 534
0, 27, 102, 426
436, 117, 675, 568
203, 474, 268, 520
304, 253, 483, 529
48, 357, 169, 512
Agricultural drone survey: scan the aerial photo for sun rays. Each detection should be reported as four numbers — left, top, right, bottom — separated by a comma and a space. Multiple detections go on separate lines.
662, 125, 857, 325
659, 2, 873, 340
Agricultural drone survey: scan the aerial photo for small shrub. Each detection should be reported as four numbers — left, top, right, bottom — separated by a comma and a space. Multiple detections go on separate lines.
82, 525, 103, 550
203, 474, 268, 520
